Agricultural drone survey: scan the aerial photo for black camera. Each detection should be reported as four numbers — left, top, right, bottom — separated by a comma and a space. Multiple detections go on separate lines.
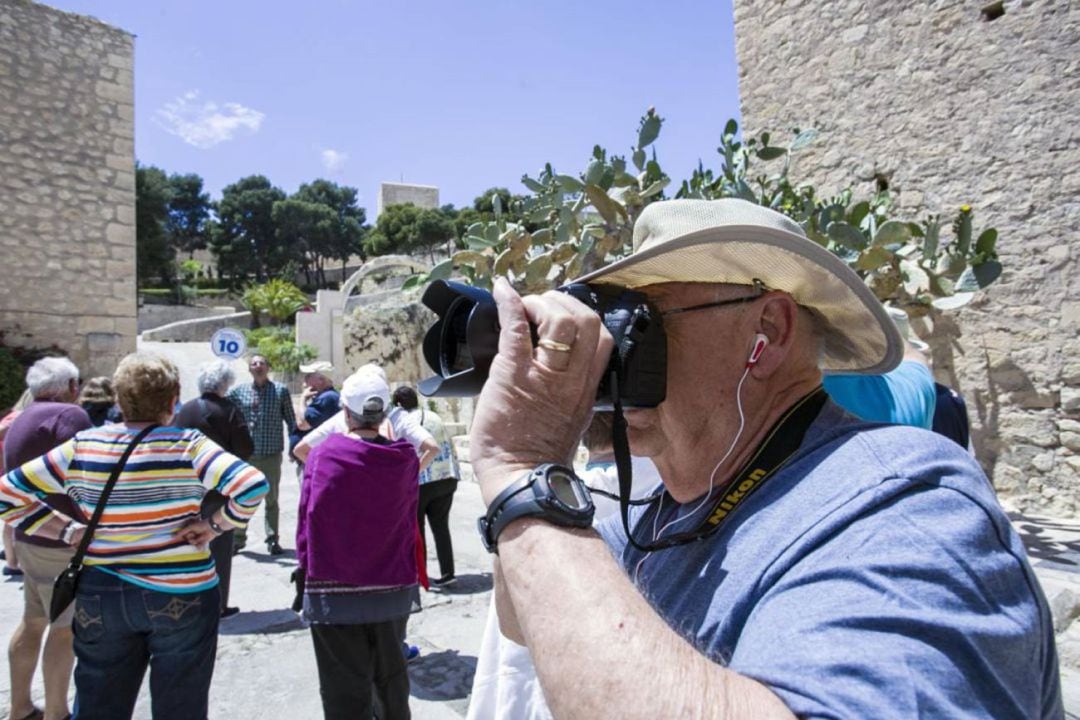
417, 280, 667, 409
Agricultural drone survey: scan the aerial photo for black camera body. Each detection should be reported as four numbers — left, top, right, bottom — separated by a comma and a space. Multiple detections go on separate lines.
418, 280, 667, 409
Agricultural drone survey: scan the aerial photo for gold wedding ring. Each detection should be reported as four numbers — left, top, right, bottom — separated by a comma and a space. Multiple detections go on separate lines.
537, 338, 573, 353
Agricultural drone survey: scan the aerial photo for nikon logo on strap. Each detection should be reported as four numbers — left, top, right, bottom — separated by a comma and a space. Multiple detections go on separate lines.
707, 468, 767, 526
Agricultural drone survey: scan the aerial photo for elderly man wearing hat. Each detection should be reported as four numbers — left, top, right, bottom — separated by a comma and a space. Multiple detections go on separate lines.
470, 199, 1062, 718
290, 360, 341, 457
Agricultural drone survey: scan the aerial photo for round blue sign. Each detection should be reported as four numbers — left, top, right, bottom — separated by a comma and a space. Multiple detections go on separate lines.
210, 328, 247, 359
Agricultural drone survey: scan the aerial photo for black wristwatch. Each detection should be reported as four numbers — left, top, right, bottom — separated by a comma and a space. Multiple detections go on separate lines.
478, 463, 595, 553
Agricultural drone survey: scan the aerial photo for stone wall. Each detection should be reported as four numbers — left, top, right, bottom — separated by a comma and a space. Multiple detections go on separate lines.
733, 1, 1080, 513
0, 0, 135, 378
137, 304, 238, 333
140, 312, 257, 343
377, 182, 439, 216
344, 299, 433, 389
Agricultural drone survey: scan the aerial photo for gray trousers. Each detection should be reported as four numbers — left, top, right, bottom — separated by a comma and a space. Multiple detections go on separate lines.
235, 454, 283, 546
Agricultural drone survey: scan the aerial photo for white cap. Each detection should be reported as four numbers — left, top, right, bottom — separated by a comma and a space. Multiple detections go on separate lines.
340, 370, 390, 418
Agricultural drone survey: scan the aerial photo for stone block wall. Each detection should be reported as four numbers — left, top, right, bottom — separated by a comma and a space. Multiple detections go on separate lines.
344, 300, 434, 389
0, 0, 136, 379
733, 1, 1079, 513
377, 182, 439, 216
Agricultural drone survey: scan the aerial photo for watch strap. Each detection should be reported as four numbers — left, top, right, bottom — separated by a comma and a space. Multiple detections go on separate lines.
478, 464, 593, 554
478, 471, 536, 553
479, 499, 547, 554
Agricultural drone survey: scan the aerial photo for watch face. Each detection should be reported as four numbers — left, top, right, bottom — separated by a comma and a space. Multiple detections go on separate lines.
549, 471, 587, 510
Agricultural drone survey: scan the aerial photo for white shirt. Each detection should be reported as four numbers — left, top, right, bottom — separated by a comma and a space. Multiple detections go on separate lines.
466, 457, 661, 720
300, 406, 434, 451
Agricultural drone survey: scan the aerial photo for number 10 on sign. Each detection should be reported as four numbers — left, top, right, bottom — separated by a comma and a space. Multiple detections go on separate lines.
211, 328, 246, 359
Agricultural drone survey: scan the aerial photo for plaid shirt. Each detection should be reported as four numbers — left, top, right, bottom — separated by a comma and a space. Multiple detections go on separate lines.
228, 381, 297, 456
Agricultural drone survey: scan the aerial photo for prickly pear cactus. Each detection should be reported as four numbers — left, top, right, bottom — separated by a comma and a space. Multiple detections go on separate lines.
403, 112, 1002, 319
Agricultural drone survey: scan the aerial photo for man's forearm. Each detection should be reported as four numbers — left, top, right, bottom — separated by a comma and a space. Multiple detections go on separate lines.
497, 519, 795, 720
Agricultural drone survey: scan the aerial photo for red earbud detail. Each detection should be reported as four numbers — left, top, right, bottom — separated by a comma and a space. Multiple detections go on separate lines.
747, 333, 769, 367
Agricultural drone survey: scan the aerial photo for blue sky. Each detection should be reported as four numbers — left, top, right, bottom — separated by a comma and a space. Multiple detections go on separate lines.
48, 0, 741, 214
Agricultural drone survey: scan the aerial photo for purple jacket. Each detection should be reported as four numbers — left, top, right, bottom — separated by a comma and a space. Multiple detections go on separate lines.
3, 400, 92, 548
297, 433, 420, 588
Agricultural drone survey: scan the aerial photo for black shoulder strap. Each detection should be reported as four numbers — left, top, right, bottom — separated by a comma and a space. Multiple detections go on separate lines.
69, 423, 159, 570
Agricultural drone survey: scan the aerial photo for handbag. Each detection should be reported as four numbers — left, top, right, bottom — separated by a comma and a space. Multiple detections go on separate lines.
49, 423, 159, 622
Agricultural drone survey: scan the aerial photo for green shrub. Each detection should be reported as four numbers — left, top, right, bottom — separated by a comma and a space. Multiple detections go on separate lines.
243, 326, 317, 373
242, 279, 310, 325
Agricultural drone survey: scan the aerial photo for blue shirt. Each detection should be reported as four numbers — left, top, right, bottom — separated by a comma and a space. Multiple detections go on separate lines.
598, 401, 1062, 719
824, 359, 937, 429
304, 388, 340, 431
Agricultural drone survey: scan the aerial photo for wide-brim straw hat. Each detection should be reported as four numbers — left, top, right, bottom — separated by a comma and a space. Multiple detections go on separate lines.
576, 198, 903, 375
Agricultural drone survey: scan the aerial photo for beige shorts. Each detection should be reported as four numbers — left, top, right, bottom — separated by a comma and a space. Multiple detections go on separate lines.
16, 540, 76, 627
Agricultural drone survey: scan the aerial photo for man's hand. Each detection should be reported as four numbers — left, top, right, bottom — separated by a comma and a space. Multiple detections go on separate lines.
178, 518, 219, 550
469, 278, 614, 505
301, 386, 318, 405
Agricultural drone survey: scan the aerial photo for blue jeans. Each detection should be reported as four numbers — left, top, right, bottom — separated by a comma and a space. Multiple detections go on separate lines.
71, 568, 220, 720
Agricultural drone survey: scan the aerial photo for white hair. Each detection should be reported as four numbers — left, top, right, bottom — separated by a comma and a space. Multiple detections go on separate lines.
25, 357, 80, 399
197, 360, 236, 395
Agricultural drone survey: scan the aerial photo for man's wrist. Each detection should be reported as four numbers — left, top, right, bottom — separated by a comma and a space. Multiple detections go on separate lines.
474, 463, 535, 506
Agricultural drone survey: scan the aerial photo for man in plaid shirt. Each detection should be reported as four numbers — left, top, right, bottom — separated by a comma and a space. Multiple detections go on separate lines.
228, 354, 297, 554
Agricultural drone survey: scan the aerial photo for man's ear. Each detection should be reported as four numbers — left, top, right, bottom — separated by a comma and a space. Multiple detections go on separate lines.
749, 293, 800, 378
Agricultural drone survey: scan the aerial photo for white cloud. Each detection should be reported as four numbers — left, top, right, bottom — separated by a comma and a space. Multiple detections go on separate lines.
154, 91, 264, 149
321, 149, 348, 173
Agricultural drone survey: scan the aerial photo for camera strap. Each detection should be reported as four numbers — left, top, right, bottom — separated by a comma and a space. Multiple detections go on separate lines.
610, 380, 827, 553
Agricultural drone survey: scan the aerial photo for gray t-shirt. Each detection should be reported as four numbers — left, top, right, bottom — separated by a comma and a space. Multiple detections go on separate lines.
598, 401, 1062, 719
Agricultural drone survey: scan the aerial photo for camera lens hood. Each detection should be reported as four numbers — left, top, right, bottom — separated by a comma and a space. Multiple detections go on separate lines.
418, 279, 500, 397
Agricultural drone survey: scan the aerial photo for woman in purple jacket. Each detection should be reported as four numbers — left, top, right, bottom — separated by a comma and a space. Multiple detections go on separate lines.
296, 370, 420, 720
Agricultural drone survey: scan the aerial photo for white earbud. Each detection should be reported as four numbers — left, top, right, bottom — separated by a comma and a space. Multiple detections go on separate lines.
747, 333, 769, 366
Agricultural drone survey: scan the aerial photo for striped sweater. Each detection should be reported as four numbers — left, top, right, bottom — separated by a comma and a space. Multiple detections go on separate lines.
0, 425, 268, 593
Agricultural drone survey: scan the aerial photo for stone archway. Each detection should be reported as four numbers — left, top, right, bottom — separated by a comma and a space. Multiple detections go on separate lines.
339, 255, 429, 302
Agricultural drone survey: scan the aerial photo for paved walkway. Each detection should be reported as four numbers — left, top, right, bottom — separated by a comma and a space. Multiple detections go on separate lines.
1007, 510, 1080, 718
0, 462, 492, 719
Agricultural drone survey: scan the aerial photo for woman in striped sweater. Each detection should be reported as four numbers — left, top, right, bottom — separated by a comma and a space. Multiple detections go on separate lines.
0, 353, 268, 720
